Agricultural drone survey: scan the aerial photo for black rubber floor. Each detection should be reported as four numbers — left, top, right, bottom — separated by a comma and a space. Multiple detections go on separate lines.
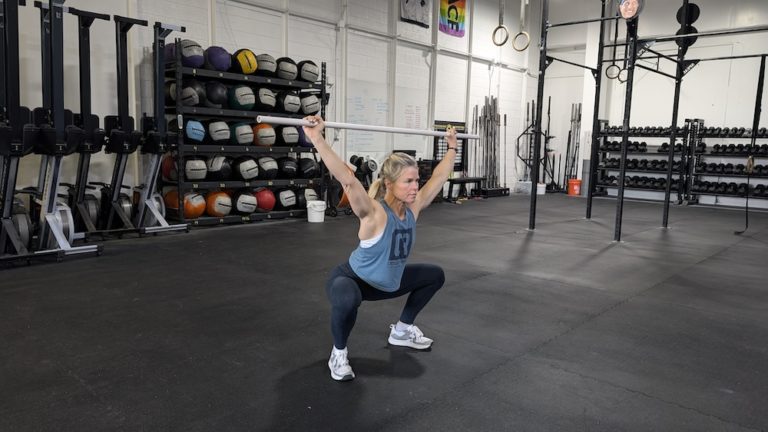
2, 195, 768, 431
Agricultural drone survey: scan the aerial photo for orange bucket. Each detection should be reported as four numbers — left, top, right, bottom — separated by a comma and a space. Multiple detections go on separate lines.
567, 179, 582, 196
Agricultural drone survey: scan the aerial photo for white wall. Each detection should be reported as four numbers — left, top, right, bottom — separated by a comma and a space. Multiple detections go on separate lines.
11, 0, 766, 206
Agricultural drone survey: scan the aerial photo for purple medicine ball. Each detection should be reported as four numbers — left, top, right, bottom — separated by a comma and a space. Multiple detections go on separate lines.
179, 39, 205, 68
204, 46, 232, 72
296, 126, 314, 147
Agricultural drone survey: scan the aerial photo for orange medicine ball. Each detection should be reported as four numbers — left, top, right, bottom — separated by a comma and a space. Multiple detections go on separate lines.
164, 189, 207, 219
206, 191, 232, 217
253, 123, 276, 146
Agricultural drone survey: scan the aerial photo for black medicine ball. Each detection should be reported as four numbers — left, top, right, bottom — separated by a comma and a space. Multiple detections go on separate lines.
277, 156, 298, 179
276, 57, 298, 80
297, 60, 319, 82
204, 81, 228, 108
254, 87, 276, 112
295, 187, 319, 208
298, 158, 320, 179
206, 155, 233, 181
258, 156, 279, 180
276, 90, 301, 114
233, 155, 259, 181
275, 188, 296, 210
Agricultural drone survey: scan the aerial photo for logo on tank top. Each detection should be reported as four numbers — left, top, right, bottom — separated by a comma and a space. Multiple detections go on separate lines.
389, 228, 413, 261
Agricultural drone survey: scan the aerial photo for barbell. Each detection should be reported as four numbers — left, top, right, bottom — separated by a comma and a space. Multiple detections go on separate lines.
256, 115, 481, 140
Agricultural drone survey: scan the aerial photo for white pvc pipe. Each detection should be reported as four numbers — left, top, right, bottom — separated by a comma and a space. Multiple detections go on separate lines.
256, 115, 480, 140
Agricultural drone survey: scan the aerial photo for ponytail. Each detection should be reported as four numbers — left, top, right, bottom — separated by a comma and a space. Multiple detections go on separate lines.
368, 178, 385, 199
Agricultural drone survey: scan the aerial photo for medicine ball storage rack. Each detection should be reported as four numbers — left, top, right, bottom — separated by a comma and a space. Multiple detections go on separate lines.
165, 41, 326, 226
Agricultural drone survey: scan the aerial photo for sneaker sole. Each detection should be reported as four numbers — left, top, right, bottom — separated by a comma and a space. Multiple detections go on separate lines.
388, 336, 432, 350
330, 370, 355, 381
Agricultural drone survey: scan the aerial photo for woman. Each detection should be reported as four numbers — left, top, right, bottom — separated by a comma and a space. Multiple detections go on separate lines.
302, 115, 459, 381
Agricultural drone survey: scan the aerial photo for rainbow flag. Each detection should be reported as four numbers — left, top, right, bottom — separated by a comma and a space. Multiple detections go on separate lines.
439, 0, 466, 37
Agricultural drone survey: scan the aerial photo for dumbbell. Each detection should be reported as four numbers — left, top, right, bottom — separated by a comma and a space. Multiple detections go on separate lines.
715, 182, 727, 194
714, 163, 725, 174
711, 144, 721, 154
735, 164, 745, 175
696, 142, 706, 154
649, 160, 660, 170
737, 183, 748, 196
672, 161, 681, 171
658, 143, 669, 153
639, 142, 648, 152
638, 159, 648, 170
627, 159, 638, 169
759, 144, 768, 155
725, 144, 736, 154
759, 127, 767, 137
723, 163, 735, 174
726, 182, 738, 195
736, 144, 746, 154
755, 184, 766, 197
673, 143, 683, 153
720, 127, 730, 137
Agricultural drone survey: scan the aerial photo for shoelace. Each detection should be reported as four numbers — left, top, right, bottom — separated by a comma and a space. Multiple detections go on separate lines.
332, 351, 349, 368
406, 325, 425, 340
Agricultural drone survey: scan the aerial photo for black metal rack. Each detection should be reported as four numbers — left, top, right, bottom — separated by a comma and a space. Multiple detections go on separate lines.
166, 42, 327, 226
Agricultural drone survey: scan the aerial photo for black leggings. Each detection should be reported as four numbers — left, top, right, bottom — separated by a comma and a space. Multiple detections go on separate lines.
325, 262, 445, 349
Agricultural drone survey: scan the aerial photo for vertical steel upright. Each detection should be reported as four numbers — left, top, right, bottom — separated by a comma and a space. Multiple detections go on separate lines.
529, 0, 549, 230
586, 0, 608, 219
613, 18, 639, 242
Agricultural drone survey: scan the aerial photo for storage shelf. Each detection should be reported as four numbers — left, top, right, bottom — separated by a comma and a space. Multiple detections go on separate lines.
168, 105, 309, 120
693, 172, 768, 179
596, 184, 682, 192
599, 167, 682, 174
599, 149, 683, 156
599, 132, 685, 138
173, 209, 308, 226
691, 192, 768, 199
181, 144, 314, 154
166, 66, 320, 89
173, 178, 320, 189
701, 153, 768, 158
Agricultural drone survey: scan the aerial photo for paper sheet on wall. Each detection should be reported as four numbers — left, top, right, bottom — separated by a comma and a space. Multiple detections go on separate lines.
400, 0, 431, 28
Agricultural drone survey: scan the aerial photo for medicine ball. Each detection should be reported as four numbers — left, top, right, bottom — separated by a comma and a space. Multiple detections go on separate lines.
179, 39, 205, 68
295, 187, 319, 208
206, 191, 232, 217
257, 156, 279, 179
254, 87, 276, 111
161, 154, 178, 181
277, 156, 298, 178
231, 48, 258, 74
277, 126, 299, 146
298, 157, 320, 178
185, 120, 206, 142
300, 94, 321, 115
275, 189, 296, 210
276, 90, 301, 114
207, 120, 230, 144
255, 53, 277, 76
297, 60, 319, 82
254, 188, 276, 212
228, 85, 255, 110
165, 81, 201, 106
233, 155, 259, 180
184, 157, 208, 181
164, 190, 206, 219
164, 42, 176, 63
230, 123, 254, 145
204, 81, 228, 108
296, 127, 313, 147
204, 46, 231, 72
276, 57, 298, 80
253, 123, 276, 146
206, 155, 233, 181
232, 190, 258, 214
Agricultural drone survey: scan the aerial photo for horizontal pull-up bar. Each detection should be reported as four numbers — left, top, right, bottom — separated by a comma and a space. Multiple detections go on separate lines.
256, 116, 481, 140
547, 56, 596, 72
548, 15, 620, 29
641, 24, 768, 44
688, 53, 768, 63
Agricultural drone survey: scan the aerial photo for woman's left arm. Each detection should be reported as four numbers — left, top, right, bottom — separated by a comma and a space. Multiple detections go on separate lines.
411, 126, 458, 218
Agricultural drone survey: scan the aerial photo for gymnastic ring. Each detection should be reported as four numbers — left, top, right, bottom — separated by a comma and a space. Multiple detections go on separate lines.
512, 31, 531, 52
606, 64, 621, 79
492, 25, 510, 47
617, 68, 629, 83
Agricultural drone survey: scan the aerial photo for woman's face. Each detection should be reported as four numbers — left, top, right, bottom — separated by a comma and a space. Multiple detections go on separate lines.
620, 0, 639, 19
387, 166, 420, 204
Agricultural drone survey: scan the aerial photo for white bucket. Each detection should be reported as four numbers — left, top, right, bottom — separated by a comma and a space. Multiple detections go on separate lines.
307, 200, 326, 223
537, 183, 546, 195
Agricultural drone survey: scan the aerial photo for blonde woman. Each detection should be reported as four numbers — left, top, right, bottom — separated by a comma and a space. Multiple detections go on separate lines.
302, 115, 458, 381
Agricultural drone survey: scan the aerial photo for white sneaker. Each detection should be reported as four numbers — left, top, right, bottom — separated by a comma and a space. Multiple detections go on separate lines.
328, 347, 355, 381
388, 324, 433, 350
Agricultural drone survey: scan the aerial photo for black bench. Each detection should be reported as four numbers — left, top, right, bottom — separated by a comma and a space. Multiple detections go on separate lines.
445, 176, 485, 201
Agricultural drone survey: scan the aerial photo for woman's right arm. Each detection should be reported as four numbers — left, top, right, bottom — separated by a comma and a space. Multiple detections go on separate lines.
302, 115, 376, 220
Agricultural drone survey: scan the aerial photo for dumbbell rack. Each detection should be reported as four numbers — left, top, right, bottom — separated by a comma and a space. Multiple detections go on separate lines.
594, 123, 689, 203
689, 125, 768, 204
166, 43, 327, 226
